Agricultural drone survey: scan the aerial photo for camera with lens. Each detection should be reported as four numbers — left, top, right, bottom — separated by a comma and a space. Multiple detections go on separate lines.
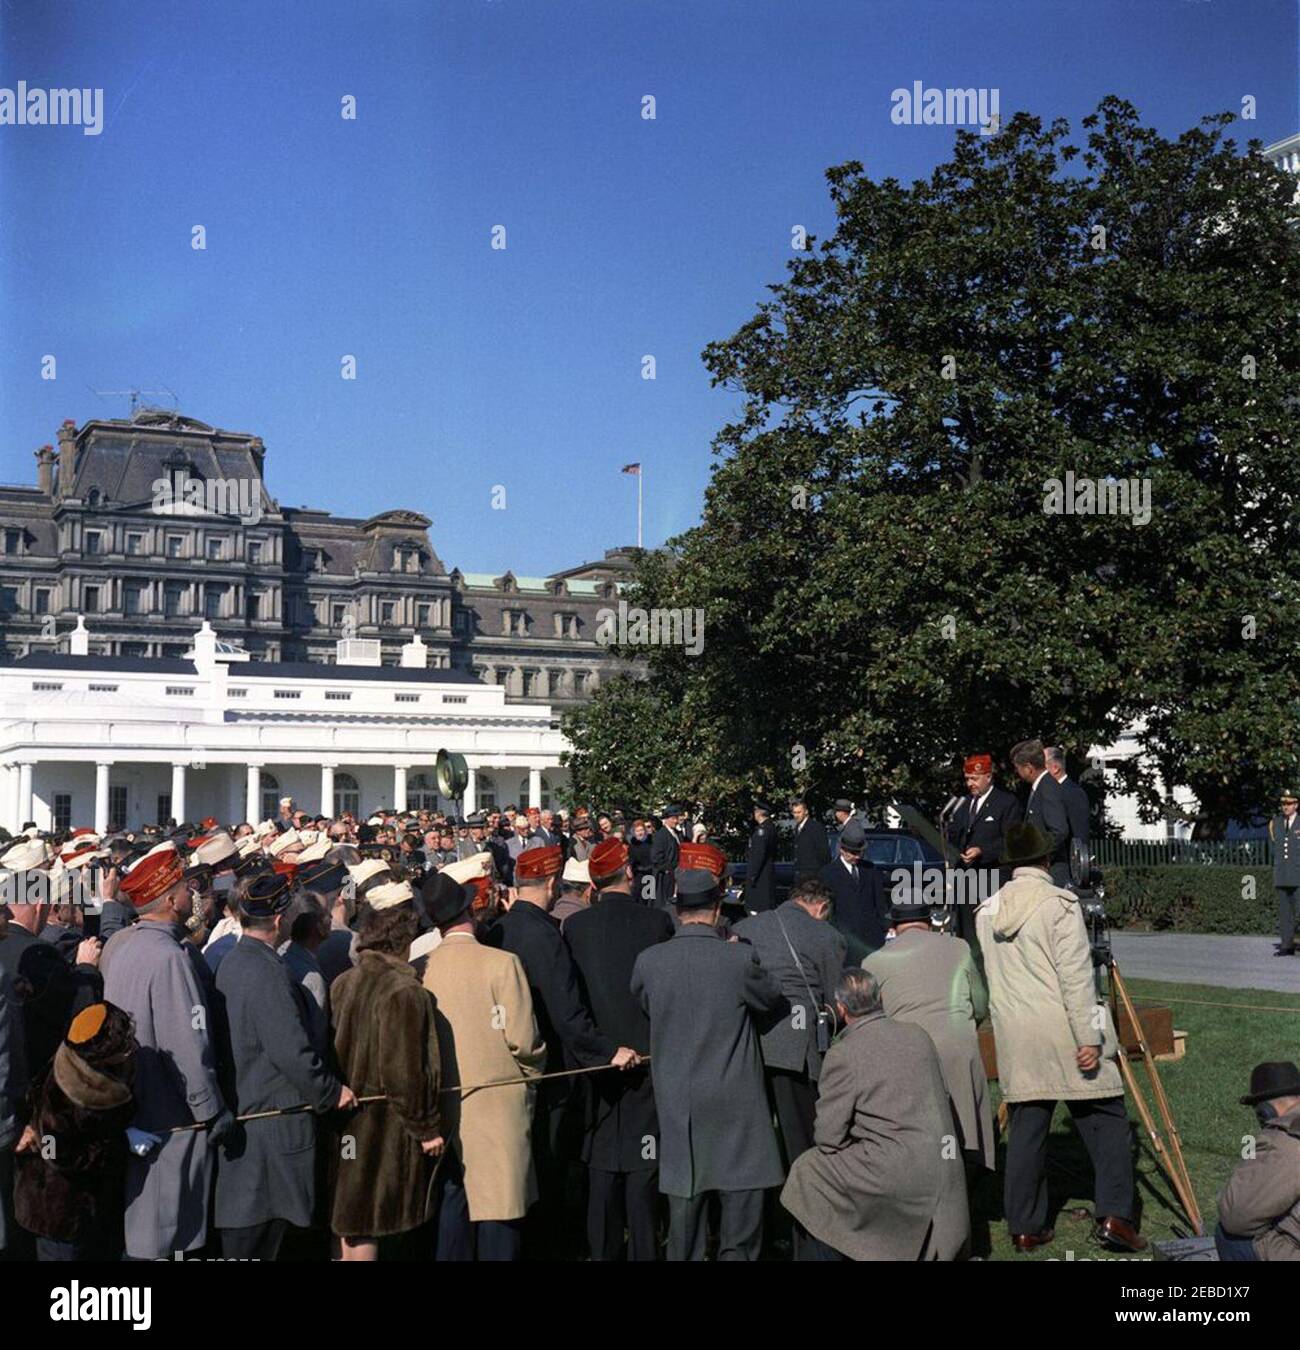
1069, 839, 1110, 968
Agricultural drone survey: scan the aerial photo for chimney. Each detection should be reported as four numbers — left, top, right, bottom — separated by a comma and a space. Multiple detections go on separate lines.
56, 420, 77, 496
68, 615, 89, 656
191, 620, 218, 673
35, 445, 55, 495
400, 631, 428, 668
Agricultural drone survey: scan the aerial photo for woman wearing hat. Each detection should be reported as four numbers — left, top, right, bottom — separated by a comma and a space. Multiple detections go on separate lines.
13, 1002, 137, 1261
329, 876, 444, 1260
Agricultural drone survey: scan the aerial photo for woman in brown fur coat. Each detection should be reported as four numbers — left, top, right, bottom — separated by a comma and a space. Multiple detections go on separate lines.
329, 878, 444, 1260
14, 1001, 137, 1261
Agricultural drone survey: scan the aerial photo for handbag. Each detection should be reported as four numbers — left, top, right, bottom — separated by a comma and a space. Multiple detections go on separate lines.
773, 908, 835, 1053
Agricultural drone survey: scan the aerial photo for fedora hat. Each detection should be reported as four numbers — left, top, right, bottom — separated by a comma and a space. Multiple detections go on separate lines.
1239, 1061, 1300, 1105
1002, 823, 1053, 866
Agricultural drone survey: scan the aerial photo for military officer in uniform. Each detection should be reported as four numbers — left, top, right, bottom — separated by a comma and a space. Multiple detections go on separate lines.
1268, 791, 1300, 957
745, 799, 778, 913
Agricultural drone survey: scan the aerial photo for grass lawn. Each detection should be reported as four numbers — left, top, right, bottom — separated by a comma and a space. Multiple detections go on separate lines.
974, 976, 1300, 1260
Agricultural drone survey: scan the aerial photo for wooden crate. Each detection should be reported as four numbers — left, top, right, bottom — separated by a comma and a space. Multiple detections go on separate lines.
979, 1002, 1175, 1080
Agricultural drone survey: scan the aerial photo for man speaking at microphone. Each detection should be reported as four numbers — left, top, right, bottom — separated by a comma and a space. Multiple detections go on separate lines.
944, 754, 1020, 942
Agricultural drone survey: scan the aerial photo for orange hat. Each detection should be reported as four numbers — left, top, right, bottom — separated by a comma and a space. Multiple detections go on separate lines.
119, 843, 185, 908
201, 816, 219, 830
514, 845, 563, 882
679, 842, 727, 880
465, 874, 493, 913
588, 837, 629, 884
272, 859, 299, 882
963, 754, 993, 775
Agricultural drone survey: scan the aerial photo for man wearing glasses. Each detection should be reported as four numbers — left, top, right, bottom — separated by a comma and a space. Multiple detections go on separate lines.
1268, 791, 1300, 957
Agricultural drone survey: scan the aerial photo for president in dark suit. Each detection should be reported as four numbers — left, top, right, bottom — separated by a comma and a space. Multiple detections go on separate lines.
792, 797, 831, 882
945, 752, 1022, 940
744, 801, 778, 913
817, 821, 889, 963
1010, 739, 1072, 886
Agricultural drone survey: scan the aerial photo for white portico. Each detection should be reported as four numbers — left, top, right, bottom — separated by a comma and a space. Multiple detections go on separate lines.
0, 621, 568, 832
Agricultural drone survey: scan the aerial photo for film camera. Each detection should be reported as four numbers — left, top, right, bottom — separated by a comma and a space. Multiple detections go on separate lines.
1069, 838, 1111, 970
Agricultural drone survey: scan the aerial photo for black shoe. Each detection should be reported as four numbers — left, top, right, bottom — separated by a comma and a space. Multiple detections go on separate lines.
1274, 947, 1296, 957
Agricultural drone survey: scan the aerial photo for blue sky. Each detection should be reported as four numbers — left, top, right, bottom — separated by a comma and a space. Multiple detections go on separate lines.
1, 0, 1295, 574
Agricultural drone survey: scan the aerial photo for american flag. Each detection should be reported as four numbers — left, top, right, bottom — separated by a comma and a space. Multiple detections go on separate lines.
621, 462, 641, 475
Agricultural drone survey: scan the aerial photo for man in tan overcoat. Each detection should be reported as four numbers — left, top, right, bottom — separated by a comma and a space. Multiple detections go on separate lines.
420, 873, 546, 1260
975, 823, 1144, 1253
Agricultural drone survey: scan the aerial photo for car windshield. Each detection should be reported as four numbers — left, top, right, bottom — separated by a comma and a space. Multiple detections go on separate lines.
865, 836, 927, 866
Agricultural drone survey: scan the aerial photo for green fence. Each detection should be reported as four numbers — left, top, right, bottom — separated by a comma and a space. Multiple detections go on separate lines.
1093, 837, 1269, 868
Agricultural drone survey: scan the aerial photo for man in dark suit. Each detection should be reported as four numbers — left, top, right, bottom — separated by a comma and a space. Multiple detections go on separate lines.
486, 845, 637, 1256
734, 879, 846, 1179
632, 867, 785, 1261
1010, 739, 1072, 886
817, 821, 889, 963
1046, 746, 1091, 860
744, 800, 778, 913
213, 873, 351, 1260
792, 797, 831, 881
564, 838, 673, 1261
945, 753, 1022, 940
650, 806, 684, 908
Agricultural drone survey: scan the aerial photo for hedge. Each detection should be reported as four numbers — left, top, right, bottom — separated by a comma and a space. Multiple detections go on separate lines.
1099, 865, 1276, 935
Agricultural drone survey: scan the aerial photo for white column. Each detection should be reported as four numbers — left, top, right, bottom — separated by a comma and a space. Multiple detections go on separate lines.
171, 763, 187, 825
245, 763, 262, 825
464, 766, 478, 817
528, 767, 542, 811
320, 764, 336, 818
18, 762, 34, 827
393, 764, 408, 813
94, 762, 111, 834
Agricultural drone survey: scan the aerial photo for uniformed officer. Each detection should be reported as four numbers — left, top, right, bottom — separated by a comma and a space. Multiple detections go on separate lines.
1268, 791, 1300, 957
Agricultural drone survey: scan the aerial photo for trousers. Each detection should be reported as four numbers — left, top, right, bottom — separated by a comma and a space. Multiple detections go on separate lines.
667, 1189, 764, 1262
767, 1068, 817, 1168
1004, 1096, 1134, 1235
587, 1166, 658, 1261
219, 1219, 289, 1261
434, 1156, 522, 1262
1277, 886, 1298, 951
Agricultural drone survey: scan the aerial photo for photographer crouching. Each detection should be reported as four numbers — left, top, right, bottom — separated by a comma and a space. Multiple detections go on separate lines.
975, 823, 1146, 1253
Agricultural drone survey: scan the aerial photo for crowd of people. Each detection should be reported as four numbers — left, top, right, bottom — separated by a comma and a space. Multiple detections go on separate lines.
0, 735, 1297, 1263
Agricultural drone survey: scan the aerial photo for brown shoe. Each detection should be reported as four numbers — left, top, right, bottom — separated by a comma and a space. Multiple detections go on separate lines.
1011, 1229, 1055, 1251
1095, 1216, 1147, 1252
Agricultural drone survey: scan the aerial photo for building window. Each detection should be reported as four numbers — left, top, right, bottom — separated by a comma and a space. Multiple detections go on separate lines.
164, 584, 185, 618
34, 587, 52, 615
273, 689, 301, 699
4, 528, 21, 554
85, 532, 102, 555
443, 695, 467, 705
121, 642, 148, 657
229, 687, 248, 698
124, 583, 146, 616
381, 602, 396, 625
204, 586, 225, 620
409, 772, 439, 812
476, 772, 498, 812
32, 681, 63, 691
260, 773, 281, 824
166, 535, 184, 558
332, 605, 347, 628
417, 603, 431, 628
157, 794, 173, 826
83, 587, 102, 614
325, 691, 351, 701
126, 534, 144, 556
166, 686, 194, 696
0, 587, 17, 615
88, 683, 118, 692
334, 772, 360, 817
523, 774, 552, 810
246, 592, 262, 621
395, 693, 419, 704
162, 644, 186, 658
248, 540, 263, 564
207, 537, 225, 561
52, 793, 72, 833
108, 785, 128, 831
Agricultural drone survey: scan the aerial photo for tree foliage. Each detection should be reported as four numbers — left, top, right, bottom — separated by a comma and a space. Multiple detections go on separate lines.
564, 99, 1300, 833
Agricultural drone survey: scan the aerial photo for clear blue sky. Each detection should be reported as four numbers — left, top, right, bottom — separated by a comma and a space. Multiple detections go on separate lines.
1, 0, 1295, 574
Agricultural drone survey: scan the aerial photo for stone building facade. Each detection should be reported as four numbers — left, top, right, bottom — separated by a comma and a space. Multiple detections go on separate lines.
0, 409, 637, 709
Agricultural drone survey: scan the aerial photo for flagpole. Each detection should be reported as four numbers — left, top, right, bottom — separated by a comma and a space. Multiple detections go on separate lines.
637, 467, 643, 549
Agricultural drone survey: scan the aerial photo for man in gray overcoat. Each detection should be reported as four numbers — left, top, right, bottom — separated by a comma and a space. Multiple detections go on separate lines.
1268, 791, 1300, 956
780, 967, 969, 1261
214, 873, 353, 1259
734, 878, 846, 1168
102, 842, 233, 1260
631, 867, 785, 1260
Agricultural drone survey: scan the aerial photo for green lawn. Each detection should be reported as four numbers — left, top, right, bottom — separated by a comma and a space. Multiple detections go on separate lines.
974, 977, 1300, 1260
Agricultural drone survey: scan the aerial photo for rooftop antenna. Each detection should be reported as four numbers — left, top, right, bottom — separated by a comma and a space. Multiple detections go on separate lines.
87, 385, 179, 416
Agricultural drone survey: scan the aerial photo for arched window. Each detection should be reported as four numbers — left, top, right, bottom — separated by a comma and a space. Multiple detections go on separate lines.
335, 772, 360, 818
260, 772, 281, 823
409, 772, 439, 813
476, 772, 498, 812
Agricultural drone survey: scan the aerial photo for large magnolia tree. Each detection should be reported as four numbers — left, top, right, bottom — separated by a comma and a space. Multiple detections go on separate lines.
563, 99, 1300, 834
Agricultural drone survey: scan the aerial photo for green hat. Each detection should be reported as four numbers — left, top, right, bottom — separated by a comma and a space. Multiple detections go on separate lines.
1003, 824, 1053, 866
